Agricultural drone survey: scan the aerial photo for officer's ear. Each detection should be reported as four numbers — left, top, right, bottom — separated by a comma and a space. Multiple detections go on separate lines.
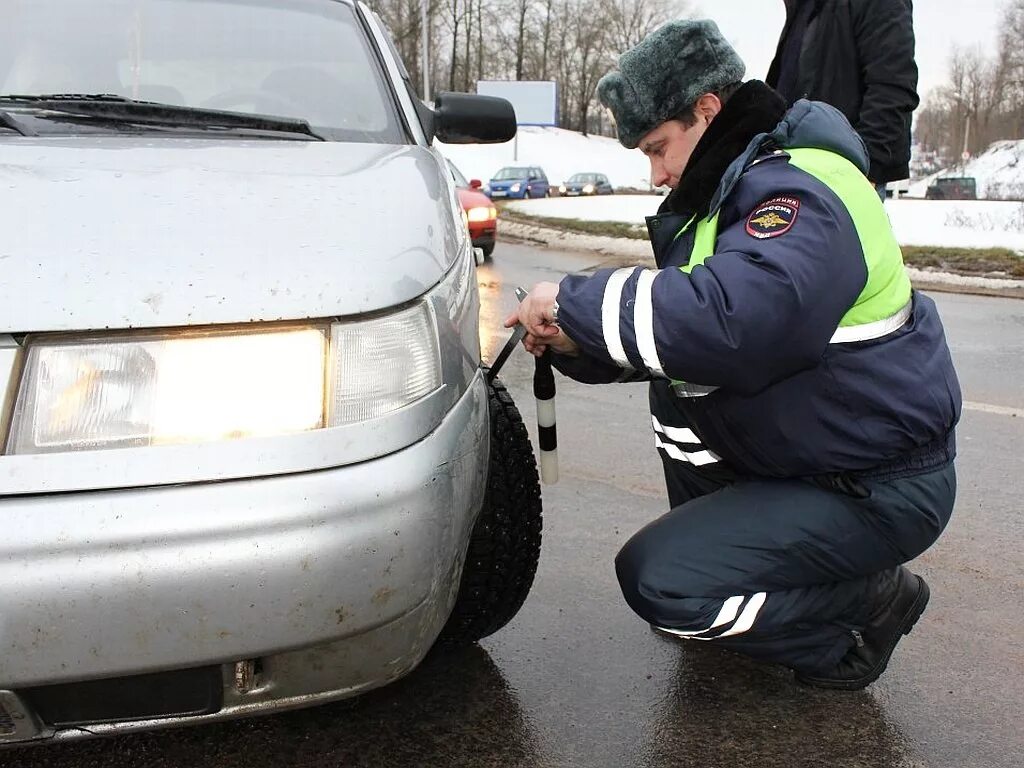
694, 93, 723, 125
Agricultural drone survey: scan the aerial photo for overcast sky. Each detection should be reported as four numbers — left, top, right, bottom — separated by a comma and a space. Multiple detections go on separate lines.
693, 0, 1007, 103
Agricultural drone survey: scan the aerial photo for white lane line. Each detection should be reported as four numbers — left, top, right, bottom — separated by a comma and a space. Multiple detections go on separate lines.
964, 401, 1023, 418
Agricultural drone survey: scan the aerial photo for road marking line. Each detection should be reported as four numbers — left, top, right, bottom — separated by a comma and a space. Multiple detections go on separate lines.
964, 401, 1022, 418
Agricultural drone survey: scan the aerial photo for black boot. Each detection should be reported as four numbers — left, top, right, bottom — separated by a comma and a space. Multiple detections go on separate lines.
796, 567, 930, 691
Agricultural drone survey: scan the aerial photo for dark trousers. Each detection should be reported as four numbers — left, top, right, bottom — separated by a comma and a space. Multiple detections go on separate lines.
615, 457, 956, 674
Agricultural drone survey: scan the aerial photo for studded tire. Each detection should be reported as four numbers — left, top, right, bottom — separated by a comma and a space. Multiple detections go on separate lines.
438, 377, 543, 644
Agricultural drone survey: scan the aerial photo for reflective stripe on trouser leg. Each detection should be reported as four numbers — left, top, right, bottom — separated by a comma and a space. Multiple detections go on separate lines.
614, 467, 955, 674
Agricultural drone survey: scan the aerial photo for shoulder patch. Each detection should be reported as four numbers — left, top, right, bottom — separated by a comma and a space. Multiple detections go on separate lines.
745, 196, 800, 239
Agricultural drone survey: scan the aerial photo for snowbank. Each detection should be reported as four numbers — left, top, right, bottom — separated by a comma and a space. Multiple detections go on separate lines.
437, 126, 652, 191
506, 196, 1024, 251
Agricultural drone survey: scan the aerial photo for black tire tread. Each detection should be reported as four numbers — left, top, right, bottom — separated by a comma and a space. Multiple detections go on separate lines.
438, 378, 543, 644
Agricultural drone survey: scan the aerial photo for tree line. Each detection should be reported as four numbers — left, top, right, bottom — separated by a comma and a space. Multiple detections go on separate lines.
368, 0, 688, 135
914, 0, 1024, 187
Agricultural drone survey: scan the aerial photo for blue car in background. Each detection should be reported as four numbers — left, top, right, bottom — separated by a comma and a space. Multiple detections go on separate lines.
486, 166, 550, 199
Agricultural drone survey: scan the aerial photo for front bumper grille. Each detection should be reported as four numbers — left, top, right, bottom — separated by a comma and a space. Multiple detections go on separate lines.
21, 666, 223, 728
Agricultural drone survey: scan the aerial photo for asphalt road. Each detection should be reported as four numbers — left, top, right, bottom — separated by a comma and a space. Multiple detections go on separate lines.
3, 242, 1021, 767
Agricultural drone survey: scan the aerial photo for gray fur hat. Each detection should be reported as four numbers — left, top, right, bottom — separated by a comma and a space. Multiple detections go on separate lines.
597, 19, 746, 149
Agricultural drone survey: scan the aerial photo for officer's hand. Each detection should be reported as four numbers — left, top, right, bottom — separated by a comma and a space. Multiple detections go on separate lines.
504, 281, 579, 358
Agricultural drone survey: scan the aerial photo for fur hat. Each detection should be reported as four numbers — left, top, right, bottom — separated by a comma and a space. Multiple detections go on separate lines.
597, 20, 746, 149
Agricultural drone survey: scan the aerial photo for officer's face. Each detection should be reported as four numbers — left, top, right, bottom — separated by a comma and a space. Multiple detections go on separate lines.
639, 93, 723, 190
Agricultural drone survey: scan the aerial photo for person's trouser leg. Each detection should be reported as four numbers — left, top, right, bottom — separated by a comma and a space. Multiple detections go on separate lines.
615, 463, 956, 674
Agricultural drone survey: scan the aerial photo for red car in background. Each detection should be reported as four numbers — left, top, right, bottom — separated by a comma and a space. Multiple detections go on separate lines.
448, 160, 498, 259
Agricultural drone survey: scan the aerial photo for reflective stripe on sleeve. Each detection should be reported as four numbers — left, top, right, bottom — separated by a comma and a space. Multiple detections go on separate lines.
601, 268, 635, 368
830, 300, 912, 344
634, 269, 665, 377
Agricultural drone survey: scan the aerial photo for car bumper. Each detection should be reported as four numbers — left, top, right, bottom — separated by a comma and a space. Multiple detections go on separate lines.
469, 222, 496, 246
0, 374, 490, 743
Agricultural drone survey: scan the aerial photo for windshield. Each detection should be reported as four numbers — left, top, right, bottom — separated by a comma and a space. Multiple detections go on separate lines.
0, 0, 405, 143
569, 174, 597, 183
493, 167, 531, 181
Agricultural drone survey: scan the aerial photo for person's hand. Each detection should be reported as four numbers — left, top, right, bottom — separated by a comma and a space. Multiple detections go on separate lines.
503, 281, 580, 358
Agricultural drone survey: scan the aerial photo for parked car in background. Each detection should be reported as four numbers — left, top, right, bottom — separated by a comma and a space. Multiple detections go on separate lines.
448, 160, 497, 258
0, 0, 542, 745
558, 172, 613, 196
925, 176, 978, 200
485, 165, 550, 199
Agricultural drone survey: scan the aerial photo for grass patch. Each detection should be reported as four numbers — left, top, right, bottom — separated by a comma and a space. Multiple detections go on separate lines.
501, 209, 649, 240
900, 245, 1024, 277
504, 209, 1024, 277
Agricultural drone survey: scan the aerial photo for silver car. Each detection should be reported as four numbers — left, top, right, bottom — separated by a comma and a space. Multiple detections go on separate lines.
0, 0, 542, 745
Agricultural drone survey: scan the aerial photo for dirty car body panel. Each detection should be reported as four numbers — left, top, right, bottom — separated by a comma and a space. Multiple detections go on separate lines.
0, 0, 521, 745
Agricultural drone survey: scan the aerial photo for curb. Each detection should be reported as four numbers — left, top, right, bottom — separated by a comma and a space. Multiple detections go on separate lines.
500, 218, 1024, 300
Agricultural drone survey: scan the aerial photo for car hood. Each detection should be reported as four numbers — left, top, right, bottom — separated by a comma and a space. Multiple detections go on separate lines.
0, 137, 462, 333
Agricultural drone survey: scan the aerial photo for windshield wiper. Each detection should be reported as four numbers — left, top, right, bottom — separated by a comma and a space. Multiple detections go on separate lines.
0, 108, 37, 136
0, 94, 324, 141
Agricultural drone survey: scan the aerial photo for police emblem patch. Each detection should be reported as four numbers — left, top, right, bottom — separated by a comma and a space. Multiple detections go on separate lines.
745, 196, 800, 239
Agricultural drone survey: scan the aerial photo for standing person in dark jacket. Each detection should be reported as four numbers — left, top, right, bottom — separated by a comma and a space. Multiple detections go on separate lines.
767, 0, 919, 191
506, 19, 960, 690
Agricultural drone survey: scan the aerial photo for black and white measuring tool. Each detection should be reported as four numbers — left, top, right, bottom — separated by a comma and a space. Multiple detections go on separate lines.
485, 286, 559, 484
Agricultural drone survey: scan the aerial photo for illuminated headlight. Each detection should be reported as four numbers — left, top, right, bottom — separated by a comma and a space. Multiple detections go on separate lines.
467, 206, 496, 222
7, 327, 328, 454
5, 294, 459, 454
583, 184, 595, 194
559, 184, 566, 194
511, 183, 521, 193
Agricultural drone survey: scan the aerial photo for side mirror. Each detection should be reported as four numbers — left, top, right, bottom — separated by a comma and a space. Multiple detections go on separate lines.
469, 178, 482, 189
432, 92, 516, 144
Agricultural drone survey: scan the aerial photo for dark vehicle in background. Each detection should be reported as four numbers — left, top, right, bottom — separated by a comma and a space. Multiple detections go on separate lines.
485, 165, 550, 199
448, 160, 497, 258
558, 172, 613, 196
925, 176, 978, 200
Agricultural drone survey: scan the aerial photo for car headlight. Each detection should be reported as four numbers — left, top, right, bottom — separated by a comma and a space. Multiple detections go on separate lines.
327, 303, 440, 426
4, 287, 463, 455
511, 183, 521, 193
466, 206, 496, 222
6, 327, 329, 454
559, 184, 566, 194
583, 184, 595, 194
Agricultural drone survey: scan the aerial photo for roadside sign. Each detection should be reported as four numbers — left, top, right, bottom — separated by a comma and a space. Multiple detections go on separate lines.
476, 81, 557, 127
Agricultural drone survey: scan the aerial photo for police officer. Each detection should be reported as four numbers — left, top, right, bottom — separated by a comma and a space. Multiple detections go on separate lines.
507, 19, 961, 689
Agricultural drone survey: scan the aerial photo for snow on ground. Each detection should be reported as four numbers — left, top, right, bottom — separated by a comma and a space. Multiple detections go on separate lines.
437, 126, 653, 190
506, 195, 1024, 251
438, 124, 1024, 251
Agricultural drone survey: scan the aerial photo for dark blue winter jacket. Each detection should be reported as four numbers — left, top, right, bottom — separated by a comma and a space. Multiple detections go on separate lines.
552, 84, 960, 479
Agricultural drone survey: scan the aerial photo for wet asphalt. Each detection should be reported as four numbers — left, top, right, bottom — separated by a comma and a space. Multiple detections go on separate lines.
2, 242, 1021, 767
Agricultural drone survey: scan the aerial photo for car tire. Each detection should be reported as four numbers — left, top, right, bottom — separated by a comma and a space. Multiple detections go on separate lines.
437, 377, 542, 645
481, 241, 495, 259
523, 188, 531, 199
